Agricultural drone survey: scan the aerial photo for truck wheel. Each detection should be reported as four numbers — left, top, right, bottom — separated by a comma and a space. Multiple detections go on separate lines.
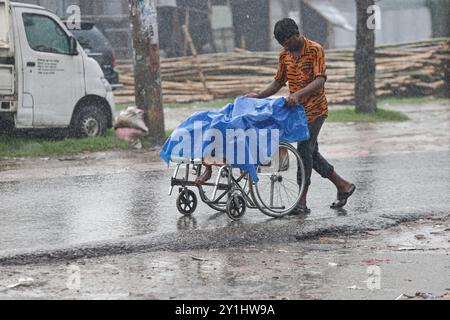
71, 105, 108, 138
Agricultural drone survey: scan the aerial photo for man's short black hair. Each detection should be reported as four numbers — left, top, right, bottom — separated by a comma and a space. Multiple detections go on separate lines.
274, 18, 300, 44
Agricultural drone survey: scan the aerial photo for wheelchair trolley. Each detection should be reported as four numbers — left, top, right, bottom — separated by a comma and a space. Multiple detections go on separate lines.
168, 142, 306, 220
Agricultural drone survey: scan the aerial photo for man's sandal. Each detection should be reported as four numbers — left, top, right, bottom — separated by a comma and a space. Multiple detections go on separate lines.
288, 203, 311, 216
330, 184, 356, 209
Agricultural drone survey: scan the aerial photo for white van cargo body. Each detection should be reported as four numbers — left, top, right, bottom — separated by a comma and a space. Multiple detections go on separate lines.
0, 0, 115, 136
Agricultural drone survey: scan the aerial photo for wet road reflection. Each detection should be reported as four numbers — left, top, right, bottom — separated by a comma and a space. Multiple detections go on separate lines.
0, 151, 449, 253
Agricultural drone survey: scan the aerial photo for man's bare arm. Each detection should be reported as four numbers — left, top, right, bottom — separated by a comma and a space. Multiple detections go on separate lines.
245, 80, 284, 99
286, 77, 326, 106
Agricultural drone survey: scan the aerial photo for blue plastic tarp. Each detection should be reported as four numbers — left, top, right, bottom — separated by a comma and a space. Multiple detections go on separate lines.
160, 97, 309, 182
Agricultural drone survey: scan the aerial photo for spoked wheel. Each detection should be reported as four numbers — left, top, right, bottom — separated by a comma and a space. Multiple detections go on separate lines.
176, 189, 198, 216
249, 142, 305, 218
226, 193, 247, 221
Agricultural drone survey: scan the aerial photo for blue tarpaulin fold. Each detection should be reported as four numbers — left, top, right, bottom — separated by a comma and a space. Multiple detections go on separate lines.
160, 97, 309, 182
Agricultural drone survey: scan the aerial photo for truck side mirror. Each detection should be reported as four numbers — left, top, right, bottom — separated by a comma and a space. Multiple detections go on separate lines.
69, 36, 78, 55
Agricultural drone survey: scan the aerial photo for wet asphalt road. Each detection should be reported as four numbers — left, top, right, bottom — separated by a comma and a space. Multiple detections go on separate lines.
0, 150, 449, 256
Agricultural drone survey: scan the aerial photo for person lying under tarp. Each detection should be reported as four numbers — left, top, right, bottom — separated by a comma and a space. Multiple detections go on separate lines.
160, 96, 310, 185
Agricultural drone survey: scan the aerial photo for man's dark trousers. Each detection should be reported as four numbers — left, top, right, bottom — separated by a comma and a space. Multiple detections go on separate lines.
297, 117, 334, 187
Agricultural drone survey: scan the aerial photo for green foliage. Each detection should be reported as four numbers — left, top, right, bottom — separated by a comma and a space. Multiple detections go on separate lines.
0, 129, 128, 158
328, 108, 409, 123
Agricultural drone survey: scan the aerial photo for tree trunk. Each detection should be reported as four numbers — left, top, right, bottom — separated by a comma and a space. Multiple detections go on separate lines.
129, 0, 165, 144
426, 0, 450, 98
427, 0, 450, 38
355, 0, 377, 113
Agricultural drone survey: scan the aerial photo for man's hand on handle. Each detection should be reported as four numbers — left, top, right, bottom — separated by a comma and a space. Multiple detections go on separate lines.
285, 92, 301, 107
285, 77, 326, 107
244, 80, 284, 100
246, 90, 299, 107
244, 92, 261, 99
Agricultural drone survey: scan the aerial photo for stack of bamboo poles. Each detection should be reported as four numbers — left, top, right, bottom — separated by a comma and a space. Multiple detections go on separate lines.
114, 38, 449, 105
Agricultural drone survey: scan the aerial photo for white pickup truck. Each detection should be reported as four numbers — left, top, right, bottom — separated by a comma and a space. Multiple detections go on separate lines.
0, 0, 115, 137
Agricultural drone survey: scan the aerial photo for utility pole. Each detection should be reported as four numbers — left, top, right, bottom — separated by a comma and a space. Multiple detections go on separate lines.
355, 0, 377, 113
129, 0, 165, 144
426, 0, 450, 38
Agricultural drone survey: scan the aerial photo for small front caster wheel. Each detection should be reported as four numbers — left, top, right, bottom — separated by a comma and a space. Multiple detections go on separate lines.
176, 189, 198, 216
226, 194, 247, 221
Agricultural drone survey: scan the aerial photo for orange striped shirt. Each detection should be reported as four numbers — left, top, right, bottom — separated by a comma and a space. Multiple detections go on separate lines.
275, 36, 328, 123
